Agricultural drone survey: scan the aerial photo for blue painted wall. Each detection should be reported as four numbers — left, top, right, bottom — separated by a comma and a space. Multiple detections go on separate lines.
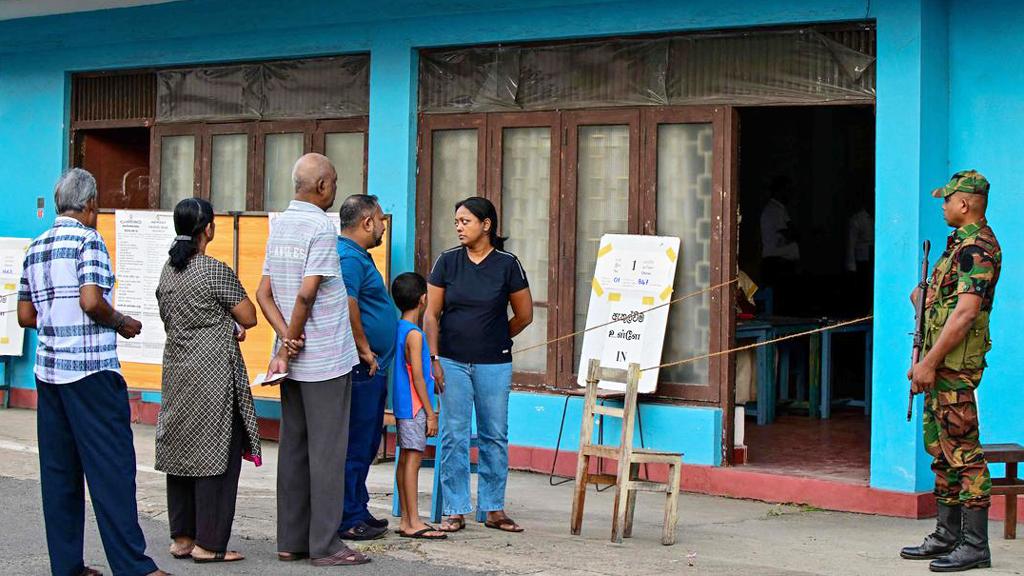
6, 0, 1018, 479
945, 0, 1024, 478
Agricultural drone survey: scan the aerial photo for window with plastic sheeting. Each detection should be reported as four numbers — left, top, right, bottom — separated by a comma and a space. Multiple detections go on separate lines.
157, 55, 370, 123
419, 24, 874, 113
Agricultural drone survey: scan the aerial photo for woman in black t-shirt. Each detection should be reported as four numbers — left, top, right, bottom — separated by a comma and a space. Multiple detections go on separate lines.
425, 196, 533, 534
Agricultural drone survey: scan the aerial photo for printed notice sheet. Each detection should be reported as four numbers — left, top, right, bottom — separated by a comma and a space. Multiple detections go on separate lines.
0, 237, 32, 357
577, 234, 680, 393
114, 210, 176, 364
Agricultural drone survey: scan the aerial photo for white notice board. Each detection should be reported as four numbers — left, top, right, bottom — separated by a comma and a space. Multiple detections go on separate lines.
577, 234, 681, 393
114, 210, 176, 364
0, 237, 32, 357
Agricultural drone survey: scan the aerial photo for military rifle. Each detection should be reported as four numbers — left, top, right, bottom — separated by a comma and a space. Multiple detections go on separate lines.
907, 240, 931, 422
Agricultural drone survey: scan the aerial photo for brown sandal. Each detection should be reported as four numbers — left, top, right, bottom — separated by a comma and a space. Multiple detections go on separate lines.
484, 516, 524, 533
438, 516, 466, 532
277, 551, 308, 562
310, 547, 371, 566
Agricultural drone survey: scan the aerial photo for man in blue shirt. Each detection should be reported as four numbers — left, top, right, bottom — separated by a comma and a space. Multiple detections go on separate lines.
336, 194, 396, 540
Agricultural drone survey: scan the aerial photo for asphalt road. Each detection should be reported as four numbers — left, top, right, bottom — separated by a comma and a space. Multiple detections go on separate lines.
0, 476, 490, 576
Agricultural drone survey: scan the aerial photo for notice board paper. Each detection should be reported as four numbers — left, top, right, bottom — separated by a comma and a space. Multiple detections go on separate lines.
0, 237, 32, 357
114, 210, 176, 365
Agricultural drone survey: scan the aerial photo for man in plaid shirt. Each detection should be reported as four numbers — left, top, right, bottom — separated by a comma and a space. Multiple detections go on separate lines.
18, 168, 167, 576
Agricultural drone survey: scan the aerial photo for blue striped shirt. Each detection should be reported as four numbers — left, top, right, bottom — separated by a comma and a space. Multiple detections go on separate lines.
18, 217, 120, 384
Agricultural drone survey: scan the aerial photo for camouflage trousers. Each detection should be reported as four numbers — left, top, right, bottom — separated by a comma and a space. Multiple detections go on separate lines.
923, 371, 991, 508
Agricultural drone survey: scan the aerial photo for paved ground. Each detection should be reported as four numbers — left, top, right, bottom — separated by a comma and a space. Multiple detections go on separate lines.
0, 407, 1022, 576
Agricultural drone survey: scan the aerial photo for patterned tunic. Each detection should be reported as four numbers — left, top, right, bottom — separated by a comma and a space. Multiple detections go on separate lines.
154, 254, 261, 477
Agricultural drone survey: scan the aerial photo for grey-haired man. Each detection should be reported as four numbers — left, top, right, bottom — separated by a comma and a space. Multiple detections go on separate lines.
18, 168, 167, 576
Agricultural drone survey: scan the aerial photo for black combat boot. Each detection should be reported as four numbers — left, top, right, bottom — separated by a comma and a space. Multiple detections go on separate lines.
929, 506, 991, 572
901, 503, 961, 560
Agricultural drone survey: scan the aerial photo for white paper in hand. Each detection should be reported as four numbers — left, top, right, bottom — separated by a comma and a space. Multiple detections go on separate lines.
252, 372, 288, 387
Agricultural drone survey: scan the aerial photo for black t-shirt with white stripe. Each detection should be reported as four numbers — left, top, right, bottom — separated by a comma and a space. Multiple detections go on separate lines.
428, 246, 529, 364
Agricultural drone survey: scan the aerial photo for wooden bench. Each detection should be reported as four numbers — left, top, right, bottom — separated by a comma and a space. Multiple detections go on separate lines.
984, 443, 1024, 539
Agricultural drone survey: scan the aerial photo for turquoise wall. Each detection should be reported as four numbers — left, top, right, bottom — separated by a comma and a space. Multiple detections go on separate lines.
944, 0, 1024, 479
6, 0, 1018, 478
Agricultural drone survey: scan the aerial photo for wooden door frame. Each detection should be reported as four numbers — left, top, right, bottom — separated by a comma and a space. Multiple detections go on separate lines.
485, 111, 562, 388
414, 113, 487, 274
559, 108, 641, 388
254, 120, 314, 212
313, 117, 370, 195
638, 106, 729, 403
201, 122, 256, 211
150, 123, 203, 209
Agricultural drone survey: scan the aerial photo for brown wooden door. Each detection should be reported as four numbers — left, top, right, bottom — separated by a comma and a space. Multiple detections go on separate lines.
486, 112, 562, 387
559, 109, 642, 388
414, 114, 487, 273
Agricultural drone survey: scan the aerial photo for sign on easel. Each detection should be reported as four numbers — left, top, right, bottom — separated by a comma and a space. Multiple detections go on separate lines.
577, 234, 680, 393
0, 237, 32, 357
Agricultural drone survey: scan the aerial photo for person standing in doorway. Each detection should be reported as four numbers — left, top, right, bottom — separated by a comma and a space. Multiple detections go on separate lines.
335, 194, 395, 541
759, 175, 800, 314
256, 153, 369, 566
155, 198, 263, 564
425, 196, 533, 534
17, 168, 167, 576
901, 170, 1000, 572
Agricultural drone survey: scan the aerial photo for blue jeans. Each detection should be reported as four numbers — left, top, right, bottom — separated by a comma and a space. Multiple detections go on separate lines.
37, 371, 159, 576
438, 359, 512, 516
340, 363, 387, 532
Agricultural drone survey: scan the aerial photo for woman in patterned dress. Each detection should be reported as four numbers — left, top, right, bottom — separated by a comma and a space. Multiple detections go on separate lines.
154, 198, 262, 564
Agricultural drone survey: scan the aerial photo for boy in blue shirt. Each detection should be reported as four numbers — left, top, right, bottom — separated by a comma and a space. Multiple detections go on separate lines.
391, 272, 446, 540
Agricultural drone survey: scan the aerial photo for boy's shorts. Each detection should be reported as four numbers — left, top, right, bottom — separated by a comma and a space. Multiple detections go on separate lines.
397, 409, 427, 452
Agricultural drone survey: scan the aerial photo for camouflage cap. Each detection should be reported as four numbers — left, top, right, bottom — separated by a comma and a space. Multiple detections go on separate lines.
932, 170, 990, 198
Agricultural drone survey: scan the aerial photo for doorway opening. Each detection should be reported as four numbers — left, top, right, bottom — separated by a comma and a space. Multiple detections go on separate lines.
73, 127, 151, 209
734, 105, 875, 483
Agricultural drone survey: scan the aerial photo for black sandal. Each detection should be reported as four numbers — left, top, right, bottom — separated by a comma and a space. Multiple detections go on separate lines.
192, 551, 243, 564
399, 526, 448, 540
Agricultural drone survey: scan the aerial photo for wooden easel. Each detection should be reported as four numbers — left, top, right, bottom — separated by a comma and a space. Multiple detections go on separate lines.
570, 359, 682, 545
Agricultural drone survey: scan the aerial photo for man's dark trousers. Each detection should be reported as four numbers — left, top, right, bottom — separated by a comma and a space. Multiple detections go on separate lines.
340, 362, 388, 532
37, 371, 158, 576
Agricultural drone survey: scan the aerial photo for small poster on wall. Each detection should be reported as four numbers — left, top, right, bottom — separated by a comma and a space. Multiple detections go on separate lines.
577, 234, 680, 394
0, 237, 32, 357
114, 210, 176, 365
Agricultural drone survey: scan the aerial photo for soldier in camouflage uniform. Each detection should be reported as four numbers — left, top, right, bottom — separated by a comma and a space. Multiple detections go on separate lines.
901, 170, 1000, 573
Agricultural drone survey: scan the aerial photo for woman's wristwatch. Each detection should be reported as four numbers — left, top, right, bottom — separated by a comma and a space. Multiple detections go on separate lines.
430, 354, 441, 362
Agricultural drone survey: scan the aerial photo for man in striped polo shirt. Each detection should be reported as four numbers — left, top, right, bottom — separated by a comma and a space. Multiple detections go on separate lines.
256, 153, 367, 567
18, 168, 167, 576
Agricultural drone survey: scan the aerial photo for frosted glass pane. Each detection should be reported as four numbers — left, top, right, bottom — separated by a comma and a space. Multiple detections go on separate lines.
264, 133, 304, 212
657, 123, 714, 385
211, 134, 247, 212
159, 135, 195, 210
326, 132, 366, 212
574, 125, 630, 368
501, 127, 551, 373
430, 129, 477, 264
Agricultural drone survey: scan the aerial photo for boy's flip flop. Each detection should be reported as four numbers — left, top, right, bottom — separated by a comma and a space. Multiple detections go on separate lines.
399, 527, 448, 540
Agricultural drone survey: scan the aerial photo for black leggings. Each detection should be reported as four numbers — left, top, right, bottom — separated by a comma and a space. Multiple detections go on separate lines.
166, 414, 245, 552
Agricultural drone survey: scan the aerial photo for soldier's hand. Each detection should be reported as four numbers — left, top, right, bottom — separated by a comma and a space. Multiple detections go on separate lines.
910, 361, 937, 394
